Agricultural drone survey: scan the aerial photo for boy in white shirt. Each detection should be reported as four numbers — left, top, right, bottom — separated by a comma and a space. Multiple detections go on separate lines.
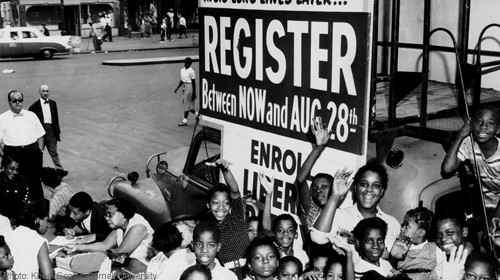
192, 223, 237, 280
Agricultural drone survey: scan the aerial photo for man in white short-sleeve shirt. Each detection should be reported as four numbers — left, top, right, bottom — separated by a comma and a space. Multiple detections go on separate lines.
0, 89, 45, 200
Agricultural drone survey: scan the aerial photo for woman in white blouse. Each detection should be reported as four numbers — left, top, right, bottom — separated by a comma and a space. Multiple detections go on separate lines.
174, 57, 197, 126
69, 198, 154, 273
3, 201, 54, 280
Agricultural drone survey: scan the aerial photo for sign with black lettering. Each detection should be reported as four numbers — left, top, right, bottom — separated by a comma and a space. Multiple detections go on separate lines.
199, 0, 373, 215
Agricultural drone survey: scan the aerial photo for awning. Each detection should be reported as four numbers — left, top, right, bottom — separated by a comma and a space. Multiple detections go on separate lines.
19, 0, 62, 4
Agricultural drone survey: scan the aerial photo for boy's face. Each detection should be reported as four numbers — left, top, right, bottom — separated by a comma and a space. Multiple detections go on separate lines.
465, 261, 495, 280
193, 231, 220, 268
208, 191, 230, 221
278, 261, 300, 280
472, 110, 500, 144
249, 245, 279, 278
311, 177, 332, 207
356, 228, 385, 264
354, 171, 385, 210
0, 247, 13, 270
401, 218, 423, 244
275, 220, 297, 249
436, 219, 464, 255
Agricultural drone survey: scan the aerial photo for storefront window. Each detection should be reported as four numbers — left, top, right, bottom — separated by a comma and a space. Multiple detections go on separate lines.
26, 5, 61, 25
81, 4, 114, 27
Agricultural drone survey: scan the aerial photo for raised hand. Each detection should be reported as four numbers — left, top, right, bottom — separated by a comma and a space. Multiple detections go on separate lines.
214, 158, 231, 170
331, 169, 353, 201
442, 245, 467, 280
311, 116, 331, 147
458, 119, 471, 139
390, 238, 410, 259
258, 173, 273, 194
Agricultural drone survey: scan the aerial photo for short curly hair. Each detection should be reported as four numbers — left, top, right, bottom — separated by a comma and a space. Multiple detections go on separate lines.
404, 207, 434, 239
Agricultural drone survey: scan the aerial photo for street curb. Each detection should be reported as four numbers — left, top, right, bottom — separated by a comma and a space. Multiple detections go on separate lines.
70, 45, 198, 55
102, 55, 199, 66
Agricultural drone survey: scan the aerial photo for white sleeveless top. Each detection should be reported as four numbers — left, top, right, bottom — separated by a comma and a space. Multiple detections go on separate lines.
116, 214, 154, 265
5, 226, 46, 280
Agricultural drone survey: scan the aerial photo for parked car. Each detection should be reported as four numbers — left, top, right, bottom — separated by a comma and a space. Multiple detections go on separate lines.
0, 27, 74, 59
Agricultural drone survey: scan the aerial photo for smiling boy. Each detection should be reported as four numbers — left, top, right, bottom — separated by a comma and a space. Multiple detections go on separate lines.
192, 223, 237, 280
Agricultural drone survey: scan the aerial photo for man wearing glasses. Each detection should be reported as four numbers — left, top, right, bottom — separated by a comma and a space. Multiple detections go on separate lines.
29, 84, 67, 174
0, 89, 45, 200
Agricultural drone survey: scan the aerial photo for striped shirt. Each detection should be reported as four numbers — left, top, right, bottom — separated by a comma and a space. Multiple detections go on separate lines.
458, 136, 500, 208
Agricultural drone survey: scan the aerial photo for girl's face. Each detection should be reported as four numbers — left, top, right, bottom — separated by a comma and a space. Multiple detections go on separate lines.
354, 171, 384, 210
105, 205, 126, 229
401, 217, 421, 244
248, 220, 259, 242
357, 228, 385, 265
5, 161, 19, 180
278, 261, 300, 280
0, 247, 13, 270
209, 191, 230, 221
325, 262, 343, 280
250, 245, 279, 279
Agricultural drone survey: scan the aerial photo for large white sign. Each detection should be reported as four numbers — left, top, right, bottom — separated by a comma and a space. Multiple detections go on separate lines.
199, 0, 374, 215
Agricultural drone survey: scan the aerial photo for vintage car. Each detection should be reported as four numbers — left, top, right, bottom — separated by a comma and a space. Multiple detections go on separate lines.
0, 27, 75, 59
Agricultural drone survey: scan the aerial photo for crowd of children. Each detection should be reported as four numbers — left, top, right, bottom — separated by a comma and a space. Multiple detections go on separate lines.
0, 107, 499, 280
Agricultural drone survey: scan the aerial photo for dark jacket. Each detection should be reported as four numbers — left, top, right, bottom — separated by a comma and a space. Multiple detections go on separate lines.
29, 99, 61, 141
85, 202, 112, 242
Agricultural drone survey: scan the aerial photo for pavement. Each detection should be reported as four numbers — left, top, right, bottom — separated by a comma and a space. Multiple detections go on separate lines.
74, 32, 198, 54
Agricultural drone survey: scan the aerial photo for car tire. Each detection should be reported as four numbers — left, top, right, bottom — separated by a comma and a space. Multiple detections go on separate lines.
41, 49, 53, 59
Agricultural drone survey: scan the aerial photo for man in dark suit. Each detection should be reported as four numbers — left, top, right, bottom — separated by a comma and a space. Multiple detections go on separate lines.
29, 84, 66, 173
65, 192, 112, 241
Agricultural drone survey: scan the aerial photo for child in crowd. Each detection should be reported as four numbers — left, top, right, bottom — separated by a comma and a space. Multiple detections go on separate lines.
248, 217, 260, 242
278, 256, 302, 280
198, 159, 250, 278
434, 216, 473, 258
463, 252, 498, 280
271, 214, 309, 266
0, 236, 14, 280
244, 237, 279, 280
180, 264, 213, 280
147, 223, 195, 280
393, 207, 445, 280
192, 223, 237, 280
41, 166, 72, 219
324, 257, 345, 280
303, 247, 330, 280
352, 217, 394, 279
441, 107, 500, 212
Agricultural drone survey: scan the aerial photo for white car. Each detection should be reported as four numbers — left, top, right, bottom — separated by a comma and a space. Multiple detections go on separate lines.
0, 27, 75, 59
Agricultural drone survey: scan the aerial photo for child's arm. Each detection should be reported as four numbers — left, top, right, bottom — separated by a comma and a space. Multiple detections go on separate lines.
258, 173, 273, 232
216, 159, 241, 199
345, 250, 355, 280
296, 117, 329, 214
441, 120, 470, 178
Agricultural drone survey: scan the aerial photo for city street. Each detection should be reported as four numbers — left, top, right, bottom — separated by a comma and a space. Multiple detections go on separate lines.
0, 48, 198, 200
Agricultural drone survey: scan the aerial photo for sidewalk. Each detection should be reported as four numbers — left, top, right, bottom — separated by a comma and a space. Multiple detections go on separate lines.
74, 32, 198, 54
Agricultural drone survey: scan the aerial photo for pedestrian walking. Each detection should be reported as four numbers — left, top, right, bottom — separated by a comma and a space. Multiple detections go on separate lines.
29, 85, 67, 175
166, 9, 175, 41
174, 57, 197, 126
160, 18, 167, 42
102, 23, 112, 42
88, 22, 101, 51
0, 89, 45, 201
178, 14, 187, 38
